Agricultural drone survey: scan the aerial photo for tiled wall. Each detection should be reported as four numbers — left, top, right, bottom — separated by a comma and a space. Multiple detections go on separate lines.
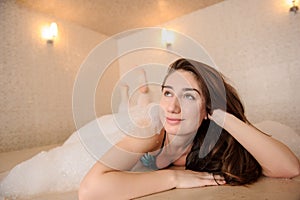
174, 0, 300, 134
119, 0, 300, 135
0, 1, 118, 152
1, 0, 299, 152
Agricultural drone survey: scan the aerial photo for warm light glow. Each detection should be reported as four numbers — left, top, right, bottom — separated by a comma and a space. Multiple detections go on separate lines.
288, 0, 299, 13
287, 0, 299, 6
42, 22, 58, 42
161, 28, 175, 47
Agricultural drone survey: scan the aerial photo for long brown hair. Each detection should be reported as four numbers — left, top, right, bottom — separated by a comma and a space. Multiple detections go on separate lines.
166, 58, 262, 185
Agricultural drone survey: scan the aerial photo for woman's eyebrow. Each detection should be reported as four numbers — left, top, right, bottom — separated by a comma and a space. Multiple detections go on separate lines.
162, 85, 200, 95
161, 85, 173, 90
182, 88, 201, 95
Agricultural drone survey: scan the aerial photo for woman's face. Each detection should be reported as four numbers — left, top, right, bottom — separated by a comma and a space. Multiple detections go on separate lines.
159, 69, 207, 136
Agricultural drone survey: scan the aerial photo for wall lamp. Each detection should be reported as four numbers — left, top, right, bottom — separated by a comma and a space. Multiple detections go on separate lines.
161, 28, 175, 48
289, 0, 298, 14
42, 22, 58, 44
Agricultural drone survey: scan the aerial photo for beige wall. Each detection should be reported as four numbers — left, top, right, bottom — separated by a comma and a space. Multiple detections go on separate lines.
1, 0, 299, 152
168, 0, 300, 134
0, 1, 119, 152
118, 0, 300, 135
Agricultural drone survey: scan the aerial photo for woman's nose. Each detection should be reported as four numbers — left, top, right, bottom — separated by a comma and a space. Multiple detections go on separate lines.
167, 96, 181, 114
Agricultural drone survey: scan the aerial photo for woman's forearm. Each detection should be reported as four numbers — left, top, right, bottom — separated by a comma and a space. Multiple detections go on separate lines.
223, 113, 300, 178
79, 167, 176, 200
78, 165, 226, 200
100, 170, 176, 199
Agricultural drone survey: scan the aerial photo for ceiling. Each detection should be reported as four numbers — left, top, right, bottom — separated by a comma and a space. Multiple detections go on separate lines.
17, 0, 225, 36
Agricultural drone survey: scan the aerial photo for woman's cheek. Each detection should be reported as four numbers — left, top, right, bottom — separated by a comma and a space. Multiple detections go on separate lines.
184, 103, 204, 126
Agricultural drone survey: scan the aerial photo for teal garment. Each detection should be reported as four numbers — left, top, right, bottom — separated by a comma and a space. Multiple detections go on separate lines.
140, 132, 166, 170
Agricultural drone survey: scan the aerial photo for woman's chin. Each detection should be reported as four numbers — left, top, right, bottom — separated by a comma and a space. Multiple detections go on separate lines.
164, 126, 179, 135
164, 124, 187, 136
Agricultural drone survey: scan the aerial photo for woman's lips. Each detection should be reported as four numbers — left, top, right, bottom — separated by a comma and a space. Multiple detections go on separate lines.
166, 117, 184, 125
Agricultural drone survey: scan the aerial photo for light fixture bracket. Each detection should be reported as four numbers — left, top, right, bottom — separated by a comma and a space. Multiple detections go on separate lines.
290, 0, 299, 14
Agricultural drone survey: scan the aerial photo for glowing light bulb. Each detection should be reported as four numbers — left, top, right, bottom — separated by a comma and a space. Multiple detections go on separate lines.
161, 28, 175, 47
42, 22, 58, 43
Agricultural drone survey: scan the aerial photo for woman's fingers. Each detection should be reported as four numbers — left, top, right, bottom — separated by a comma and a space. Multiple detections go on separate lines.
199, 172, 226, 185
211, 174, 225, 181
202, 177, 226, 186
211, 174, 226, 186
174, 170, 226, 188
195, 171, 225, 181
208, 109, 227, 127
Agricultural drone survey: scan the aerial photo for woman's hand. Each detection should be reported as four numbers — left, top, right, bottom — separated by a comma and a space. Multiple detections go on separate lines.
209, 109, 300, 178
174, 170, 226, 189
208, 109, 227, 127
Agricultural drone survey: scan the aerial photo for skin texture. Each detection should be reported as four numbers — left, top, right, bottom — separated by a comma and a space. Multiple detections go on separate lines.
159, 70, 207, 136
78, 62, 300, 200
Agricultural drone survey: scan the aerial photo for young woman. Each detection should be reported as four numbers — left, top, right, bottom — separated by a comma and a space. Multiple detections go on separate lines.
78, 58, 300, 200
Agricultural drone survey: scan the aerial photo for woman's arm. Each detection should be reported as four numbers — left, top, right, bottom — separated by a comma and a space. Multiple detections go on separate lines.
79, 134, 225, 200
78, 134, 172, 200
209, 109, 300, 178
79, 162, 176, 200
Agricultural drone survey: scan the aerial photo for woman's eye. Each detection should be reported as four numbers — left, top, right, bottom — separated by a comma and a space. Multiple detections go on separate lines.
163, 91, 172, 97
183, 94, 196, 100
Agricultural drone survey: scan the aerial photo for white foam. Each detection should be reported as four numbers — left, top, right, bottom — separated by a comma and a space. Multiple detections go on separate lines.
0, 104, 162, 199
